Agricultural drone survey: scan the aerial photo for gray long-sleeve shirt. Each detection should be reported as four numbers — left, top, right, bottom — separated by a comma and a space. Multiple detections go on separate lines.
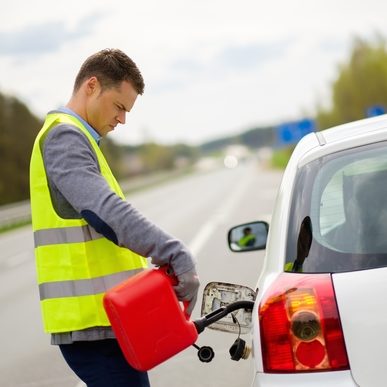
43, 117, 195, 344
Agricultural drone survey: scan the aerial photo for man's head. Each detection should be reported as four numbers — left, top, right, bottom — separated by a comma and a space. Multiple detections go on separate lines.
73, 48, 144, 95
243, 227, 252, 235
68, 49, 145, 136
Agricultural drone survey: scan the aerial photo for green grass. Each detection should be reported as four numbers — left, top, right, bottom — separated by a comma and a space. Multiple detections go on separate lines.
0, 219, 31, 234
271, 148, 294, 169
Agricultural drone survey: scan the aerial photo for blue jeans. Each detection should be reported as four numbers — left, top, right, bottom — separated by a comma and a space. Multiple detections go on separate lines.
59, 339, 150, 387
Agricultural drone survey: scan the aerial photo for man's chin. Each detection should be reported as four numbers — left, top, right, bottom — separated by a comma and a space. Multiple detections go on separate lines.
100, 126, 114, 136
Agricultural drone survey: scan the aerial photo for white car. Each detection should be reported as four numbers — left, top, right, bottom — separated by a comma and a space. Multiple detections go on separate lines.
199, 114, 387, 386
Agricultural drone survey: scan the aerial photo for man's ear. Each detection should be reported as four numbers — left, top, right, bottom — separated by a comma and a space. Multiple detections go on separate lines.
85, 76, 99, 96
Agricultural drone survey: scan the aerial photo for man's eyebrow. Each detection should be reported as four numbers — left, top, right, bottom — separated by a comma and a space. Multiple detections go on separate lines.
117, 102, 129, 112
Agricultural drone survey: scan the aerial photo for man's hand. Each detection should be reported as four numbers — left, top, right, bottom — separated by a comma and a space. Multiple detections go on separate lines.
173, 267, 200, 316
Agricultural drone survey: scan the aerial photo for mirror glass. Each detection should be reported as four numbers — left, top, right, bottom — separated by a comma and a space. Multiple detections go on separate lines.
228, 221, 269, 252
201, 282, 256, 334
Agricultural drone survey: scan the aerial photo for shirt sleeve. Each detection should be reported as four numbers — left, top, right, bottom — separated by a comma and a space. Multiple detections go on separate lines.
43, 124, 195, 275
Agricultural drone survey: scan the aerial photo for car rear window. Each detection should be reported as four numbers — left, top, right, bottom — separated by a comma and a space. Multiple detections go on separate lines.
285, 141, 387, 273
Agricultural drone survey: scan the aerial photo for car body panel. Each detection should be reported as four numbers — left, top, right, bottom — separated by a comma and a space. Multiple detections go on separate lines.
252, 370, 357, 386
333, 268, 387, 387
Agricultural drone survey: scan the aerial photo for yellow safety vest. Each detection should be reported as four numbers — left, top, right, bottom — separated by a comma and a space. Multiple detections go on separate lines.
238, 234, 256, 247
30, 112, 148, 333
284, 261, 303, 272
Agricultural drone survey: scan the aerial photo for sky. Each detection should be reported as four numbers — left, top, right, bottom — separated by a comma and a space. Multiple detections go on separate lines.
1, 0, 387, 145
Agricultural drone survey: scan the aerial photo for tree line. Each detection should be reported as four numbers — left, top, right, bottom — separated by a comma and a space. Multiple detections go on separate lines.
0, 94, 42, 205
316, 35, 387, 129
1, 35, 387, 206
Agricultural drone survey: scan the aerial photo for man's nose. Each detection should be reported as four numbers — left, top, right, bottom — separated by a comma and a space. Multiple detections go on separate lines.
117, 111, 126, 125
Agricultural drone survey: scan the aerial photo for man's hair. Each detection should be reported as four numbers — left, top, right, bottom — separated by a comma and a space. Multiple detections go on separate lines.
73, 48, 145, 95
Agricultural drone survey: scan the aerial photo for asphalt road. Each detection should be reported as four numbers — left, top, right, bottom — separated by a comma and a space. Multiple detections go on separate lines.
0, 159, 282, 387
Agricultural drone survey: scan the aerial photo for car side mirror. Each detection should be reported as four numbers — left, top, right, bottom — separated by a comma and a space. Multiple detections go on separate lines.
228, 221, 269, 252
200, 282, 256, 334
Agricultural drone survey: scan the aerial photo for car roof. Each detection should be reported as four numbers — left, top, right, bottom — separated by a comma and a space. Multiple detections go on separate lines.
317, 114, 387, 145
297, 114, 387, 166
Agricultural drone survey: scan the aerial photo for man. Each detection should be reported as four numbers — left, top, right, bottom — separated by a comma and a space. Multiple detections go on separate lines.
29, 49, 200, 387
238, 227, 256, 248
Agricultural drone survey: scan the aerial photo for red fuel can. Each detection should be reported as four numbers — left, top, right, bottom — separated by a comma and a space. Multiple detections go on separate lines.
103, 267, 198, 371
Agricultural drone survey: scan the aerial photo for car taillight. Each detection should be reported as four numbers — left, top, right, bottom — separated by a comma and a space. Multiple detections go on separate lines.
259, 273, 349, 372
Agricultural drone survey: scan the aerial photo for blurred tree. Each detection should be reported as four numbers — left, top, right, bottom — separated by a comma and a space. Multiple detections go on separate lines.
100, 137, 125, 178
170, 143, 199, 160
0, 93, 41, 205
317, 35, 387, 130
199, 126, 274, 154
138, 142, 175, 172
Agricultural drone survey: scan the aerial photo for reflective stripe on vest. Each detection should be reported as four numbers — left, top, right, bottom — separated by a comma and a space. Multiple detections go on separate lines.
39, 269, 143, 300
239, 234, 255, 247
30, 112, 148, 333
34, 225, 103, 246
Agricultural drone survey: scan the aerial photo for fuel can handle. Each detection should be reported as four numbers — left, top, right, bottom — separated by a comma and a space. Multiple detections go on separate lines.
159, 265, 191, 319
103, 266, 198, 371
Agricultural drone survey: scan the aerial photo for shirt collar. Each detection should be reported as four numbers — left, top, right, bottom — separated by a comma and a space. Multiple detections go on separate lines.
57, 106, 102, 144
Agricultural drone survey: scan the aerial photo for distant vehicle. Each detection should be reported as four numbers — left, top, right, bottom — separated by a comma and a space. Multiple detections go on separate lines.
199, 114, 387, 386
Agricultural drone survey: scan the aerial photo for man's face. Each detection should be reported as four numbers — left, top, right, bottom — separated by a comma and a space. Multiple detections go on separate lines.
85, 78, 138, 136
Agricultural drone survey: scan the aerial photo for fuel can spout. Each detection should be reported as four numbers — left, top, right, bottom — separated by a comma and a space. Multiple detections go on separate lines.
193, 300, 254, 334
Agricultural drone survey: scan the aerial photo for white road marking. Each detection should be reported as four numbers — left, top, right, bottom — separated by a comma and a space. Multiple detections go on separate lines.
188, 169, 253, 256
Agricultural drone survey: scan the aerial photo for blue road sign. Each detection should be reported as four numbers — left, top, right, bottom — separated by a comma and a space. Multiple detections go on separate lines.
366, 105, 385, 117
277, 118, 316, 146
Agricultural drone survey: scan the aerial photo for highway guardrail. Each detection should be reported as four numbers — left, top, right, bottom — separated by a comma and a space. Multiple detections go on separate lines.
0, 200, 31, 229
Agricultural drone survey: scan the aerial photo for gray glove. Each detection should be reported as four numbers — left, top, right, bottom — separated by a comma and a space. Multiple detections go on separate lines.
173, 267, 200, 316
